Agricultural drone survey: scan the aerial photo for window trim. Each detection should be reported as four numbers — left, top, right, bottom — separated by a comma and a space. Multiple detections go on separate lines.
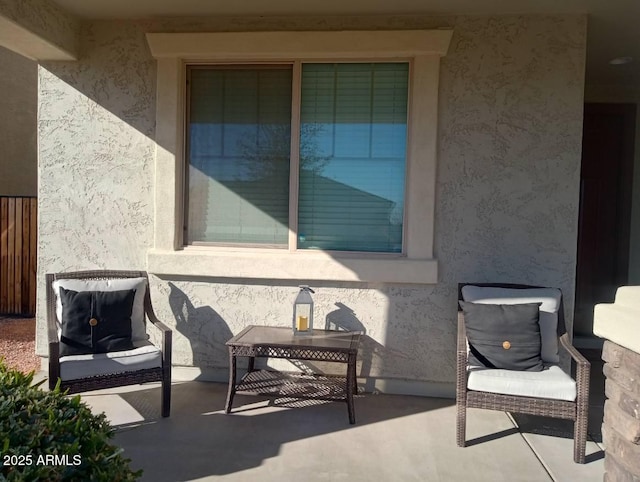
147, 30, 452, 283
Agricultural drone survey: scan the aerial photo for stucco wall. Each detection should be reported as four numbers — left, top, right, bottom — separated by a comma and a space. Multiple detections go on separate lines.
0, 46, 37, 196
0, 0, 79, 59
36, 15, 586, 395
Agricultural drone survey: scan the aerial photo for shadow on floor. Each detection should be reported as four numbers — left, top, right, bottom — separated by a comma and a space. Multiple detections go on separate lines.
104, 381, 453, 481
83, 347, 606, 481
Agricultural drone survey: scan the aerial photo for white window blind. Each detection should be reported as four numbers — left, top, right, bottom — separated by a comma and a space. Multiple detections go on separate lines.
187, 66, 292, 245
298, 63, 408, 252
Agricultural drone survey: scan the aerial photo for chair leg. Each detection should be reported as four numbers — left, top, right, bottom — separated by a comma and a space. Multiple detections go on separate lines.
573, 406, 588, 464
573, 356, 590, 464
456, 401, 467, 447
161, 369, 171, 418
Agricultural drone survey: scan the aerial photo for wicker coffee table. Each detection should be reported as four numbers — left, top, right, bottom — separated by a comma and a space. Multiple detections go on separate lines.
225, 325, 361, 424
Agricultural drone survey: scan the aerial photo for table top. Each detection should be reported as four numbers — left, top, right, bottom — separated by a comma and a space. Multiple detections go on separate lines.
226, 325, 361, 353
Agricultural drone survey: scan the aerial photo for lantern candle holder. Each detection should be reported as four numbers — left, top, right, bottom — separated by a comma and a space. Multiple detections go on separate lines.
293, 285, 315, 335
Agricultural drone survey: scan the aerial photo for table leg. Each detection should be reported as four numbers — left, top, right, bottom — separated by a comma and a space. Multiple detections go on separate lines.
225, 347, 237, 413
347, 352, 356, 424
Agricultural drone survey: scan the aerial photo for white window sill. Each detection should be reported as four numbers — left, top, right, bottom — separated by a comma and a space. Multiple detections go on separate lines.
147, 248, 438, 284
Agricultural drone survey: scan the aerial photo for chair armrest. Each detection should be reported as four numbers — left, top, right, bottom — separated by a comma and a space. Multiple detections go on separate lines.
456, 311, 469, 398
46, 312, 61, 390
147, 309, 172, 334
457, 311, 467, 355
146, 308, 172, 371
559, 333, 589, 367
143, 286, 171, 334
559, 333, 590, 398
142, 280, 172, 373
46, 311, 59, 344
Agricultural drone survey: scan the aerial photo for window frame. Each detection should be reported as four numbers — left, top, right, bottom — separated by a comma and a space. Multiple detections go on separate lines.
184, 60, 412, 254
147, 30, 451, 283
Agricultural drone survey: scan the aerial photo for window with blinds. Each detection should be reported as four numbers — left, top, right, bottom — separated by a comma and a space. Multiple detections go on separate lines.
185, 62, 409, 253
187, 66, 292, 245
298, 63, 408, 252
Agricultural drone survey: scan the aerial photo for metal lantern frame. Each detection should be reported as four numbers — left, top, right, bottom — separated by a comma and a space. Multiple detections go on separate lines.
292, 285, 315, 335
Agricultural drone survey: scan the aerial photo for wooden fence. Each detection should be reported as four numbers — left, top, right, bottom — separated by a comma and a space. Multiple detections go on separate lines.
0, 197, 37, 316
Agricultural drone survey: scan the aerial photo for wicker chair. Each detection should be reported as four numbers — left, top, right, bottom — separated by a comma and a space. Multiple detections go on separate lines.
456, 283, 591, 463
46, 270, 172, 417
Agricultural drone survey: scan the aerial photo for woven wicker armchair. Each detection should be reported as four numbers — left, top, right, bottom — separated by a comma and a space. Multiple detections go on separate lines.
46, 270, 172, 417
456, 283, 590, 464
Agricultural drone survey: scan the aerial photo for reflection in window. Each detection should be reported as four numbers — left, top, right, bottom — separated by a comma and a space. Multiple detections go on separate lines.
185, 62, 408, 253
298, 63, 408, 252
187, 66, 292, 245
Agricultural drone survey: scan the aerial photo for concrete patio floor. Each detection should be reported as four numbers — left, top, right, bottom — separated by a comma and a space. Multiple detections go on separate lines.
72, 349, 605, 482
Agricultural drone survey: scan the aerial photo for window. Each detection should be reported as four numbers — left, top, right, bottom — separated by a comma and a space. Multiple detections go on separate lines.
187, 66, 292, 246
147, 30, 450, 283
186, 62, 409, 253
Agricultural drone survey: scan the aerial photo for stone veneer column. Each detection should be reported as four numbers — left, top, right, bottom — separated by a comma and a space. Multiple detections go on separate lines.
601, 342, 640, 481
594, 287, 640, 482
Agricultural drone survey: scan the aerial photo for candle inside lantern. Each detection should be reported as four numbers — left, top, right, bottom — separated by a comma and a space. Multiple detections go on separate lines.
297, 316, 308, 331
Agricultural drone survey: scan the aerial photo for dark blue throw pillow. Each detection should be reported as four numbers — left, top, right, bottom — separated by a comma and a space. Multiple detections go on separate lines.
59, 288, 136, 356
459, 301, 543, 372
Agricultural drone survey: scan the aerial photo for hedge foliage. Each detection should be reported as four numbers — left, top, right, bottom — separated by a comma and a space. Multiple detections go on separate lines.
0, 360, 142, 481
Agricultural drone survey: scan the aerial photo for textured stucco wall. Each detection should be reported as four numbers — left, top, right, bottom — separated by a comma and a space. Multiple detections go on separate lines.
0, 46, 37, 196
0, 0, 79, 59
36, 15, 586, 394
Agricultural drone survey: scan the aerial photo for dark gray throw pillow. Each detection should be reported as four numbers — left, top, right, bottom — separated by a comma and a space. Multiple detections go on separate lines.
459, 301, 543, 372
59, 288, 136, 357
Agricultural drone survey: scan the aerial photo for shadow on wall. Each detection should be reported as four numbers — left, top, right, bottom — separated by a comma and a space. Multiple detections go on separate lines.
164, 282, 388, 390
324, 302, 385, 391
288, 302, 389, 382
167, 282, 232, 368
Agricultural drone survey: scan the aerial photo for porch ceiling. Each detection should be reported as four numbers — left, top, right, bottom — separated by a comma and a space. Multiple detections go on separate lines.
49, 0, 639, 90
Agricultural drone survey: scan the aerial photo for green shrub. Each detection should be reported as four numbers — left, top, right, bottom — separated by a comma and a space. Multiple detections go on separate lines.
0, 360, 142, 481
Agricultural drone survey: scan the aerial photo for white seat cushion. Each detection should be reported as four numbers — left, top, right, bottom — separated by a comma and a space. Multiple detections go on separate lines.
461, 286, 562, 363
53, 277, 149, 342
59, 340, 162, 381
467, 364, 576, 402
